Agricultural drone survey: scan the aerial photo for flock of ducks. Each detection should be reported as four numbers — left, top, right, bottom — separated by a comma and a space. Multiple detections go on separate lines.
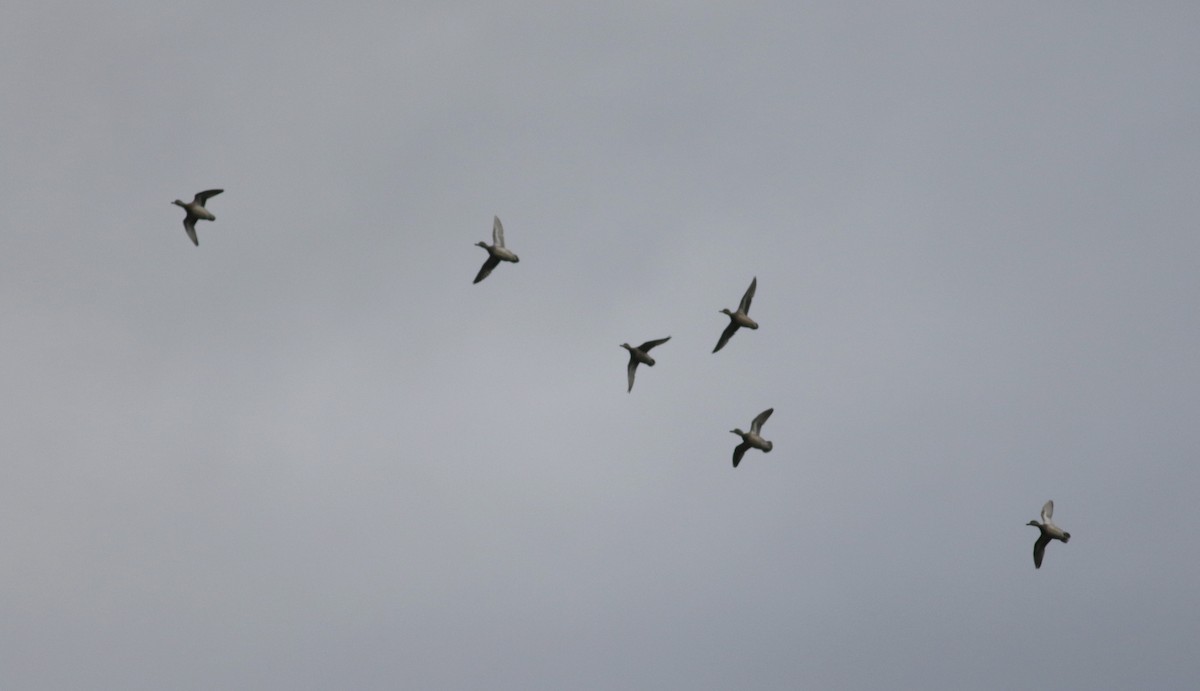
172, 193, 1071, 569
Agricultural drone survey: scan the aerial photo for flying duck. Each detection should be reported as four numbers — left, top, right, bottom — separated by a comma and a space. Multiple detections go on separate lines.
1027, 500, 1071, 569
714, 277, 759, 353
172, 189, 223, 246
620, 336, 671, 392
731, 407, 774, 468
474, 216, 520, 283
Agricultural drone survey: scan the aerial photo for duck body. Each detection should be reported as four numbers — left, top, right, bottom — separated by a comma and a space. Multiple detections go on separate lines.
175, 201, 216, 222
481, 244, 520, 263
727, 311, 759, 330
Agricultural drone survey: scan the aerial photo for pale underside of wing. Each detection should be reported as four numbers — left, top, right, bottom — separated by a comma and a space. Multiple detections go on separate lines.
183, 217, 198, 246
750, 407, 773, 434
493, 216, 505, 248
739, 276, 757, 313
1041, 500, 1054, 523
626, 359, 638, 392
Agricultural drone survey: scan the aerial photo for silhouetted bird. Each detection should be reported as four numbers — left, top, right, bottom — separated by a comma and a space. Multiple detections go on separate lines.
731, 408, 774, 468
1027, 500, 1071, 569
172, 189, 223, 246
620, 337, 671, 392
474, 216, 519, 283
714, 277, 759, 353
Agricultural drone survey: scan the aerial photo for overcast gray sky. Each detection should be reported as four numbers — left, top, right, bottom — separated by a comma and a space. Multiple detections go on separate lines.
3, 2, 1199, 689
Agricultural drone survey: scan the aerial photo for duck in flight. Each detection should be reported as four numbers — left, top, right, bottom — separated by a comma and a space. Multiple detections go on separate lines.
731, 408, 774, 468
713, 277, 759, 353
1027, 500, 1071, 569
172, 189, 223, 246
620, 337, 670, 392
474, 216, 520, 283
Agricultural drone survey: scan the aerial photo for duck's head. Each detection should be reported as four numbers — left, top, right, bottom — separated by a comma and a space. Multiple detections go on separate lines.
475, 241, 490, 249
730, 428, 744, 437
719, 308, 733, 316
1026, 520, 1042, 528
172, 200, 185, 207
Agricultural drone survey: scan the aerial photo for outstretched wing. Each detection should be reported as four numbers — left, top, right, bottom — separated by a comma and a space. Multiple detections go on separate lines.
183, 218, 199, 246
1041, 500, 1054, 523
750, 407, 774, 434
638, 336, 671, 352
713, 321, 739, 353
1033, 534, 1049, 569
194, 189, 223, 205
739, 276, 757, 313
473, 255, 501, 284
493, 216, 505, 247
626, 359, 638, 392
732, 442, 750, 468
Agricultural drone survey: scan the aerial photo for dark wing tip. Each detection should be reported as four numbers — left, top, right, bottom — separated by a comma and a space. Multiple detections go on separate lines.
755, 407, 774, 426
732, 443, 749, 468
473, 256, 500, 283
714, 323, 738, 353
740, 277, 758, 310
1033, 536, 1048, 569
